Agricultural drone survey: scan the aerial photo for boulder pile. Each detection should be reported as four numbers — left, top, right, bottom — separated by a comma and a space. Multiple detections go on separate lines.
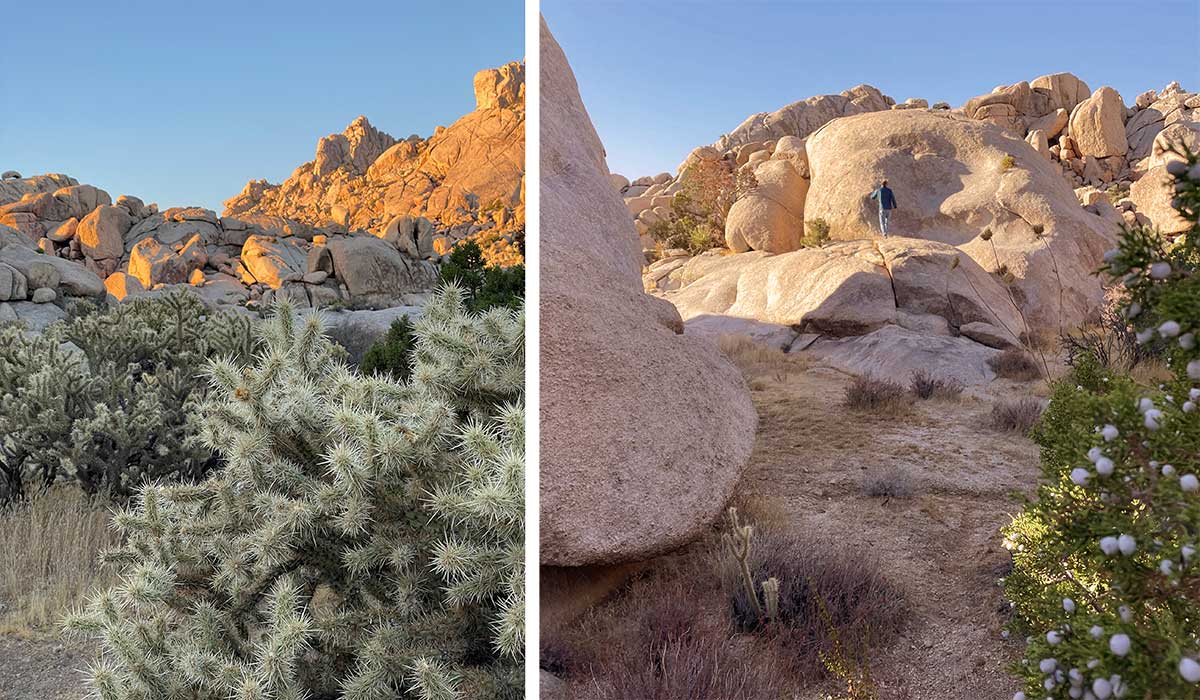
0, 61, 525, 323
224, 62, 526, 267
624, 75, 1197, 381
621, 76, 1197, 253
0, 175, 437, 315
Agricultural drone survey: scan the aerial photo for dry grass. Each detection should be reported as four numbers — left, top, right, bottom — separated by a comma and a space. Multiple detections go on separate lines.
861, 466, 917, 499
718, 527, 907, 682
986, 347, 1043, 381
0, 487, 116, 636
545, 521, 906, 699
717, 334, 807, 384
989, 398, 1044, 435
844, 375, 909, 414
908, 370, 964, 400
545, 571, 787, 700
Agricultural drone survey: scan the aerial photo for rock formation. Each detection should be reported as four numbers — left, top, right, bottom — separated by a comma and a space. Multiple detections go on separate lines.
0, 174, 437, 316
223, 63, 526, 267
0, 60, 522, 325
804, 109, 1114, 330
619, 73, 1197, 382
540, 17, 756, 568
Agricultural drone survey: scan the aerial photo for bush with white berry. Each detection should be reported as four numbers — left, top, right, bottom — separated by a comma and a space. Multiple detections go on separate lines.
1003, 146, 1200, 699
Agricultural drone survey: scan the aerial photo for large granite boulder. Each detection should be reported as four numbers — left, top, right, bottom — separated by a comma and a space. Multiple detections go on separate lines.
1126, 90, 1199, 162
326, 234, 437, 303
77, 204, 131, 261
128, 234, 207, 288
540, 18, 756, 567
804, 109, 1117, 330
724, 159, 808, 253
1128, 120, 1200, 235
661, 238, 1021, 345
0, 245, 104, 298
1067, 87, 1128, 158
239, 234, 307, 289
1030, 72, 1091, 114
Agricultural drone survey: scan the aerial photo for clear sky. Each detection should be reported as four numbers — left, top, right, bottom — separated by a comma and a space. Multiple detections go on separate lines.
543, 0, 1200, 179
0, 0, 523, 212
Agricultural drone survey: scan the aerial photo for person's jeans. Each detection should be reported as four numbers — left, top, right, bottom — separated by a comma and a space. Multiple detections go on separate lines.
879, 207, 892, 236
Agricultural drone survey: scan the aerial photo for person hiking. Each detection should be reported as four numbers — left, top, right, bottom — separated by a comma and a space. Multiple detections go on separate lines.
870, 179, 897, 237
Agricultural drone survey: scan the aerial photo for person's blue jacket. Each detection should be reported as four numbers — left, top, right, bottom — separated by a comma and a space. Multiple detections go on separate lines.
871, 186, 897, 210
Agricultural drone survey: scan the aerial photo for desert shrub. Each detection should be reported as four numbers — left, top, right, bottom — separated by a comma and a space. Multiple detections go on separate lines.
989, 398, 1044, 434
1004, 149, 1200, 698
359, 315, 415, 381
440, 239, 525, 312
592, 631, 785, 700
861, 467, 916, 499
801, 217, 831, 248
908, 369, 964, 400
675, 157, 755, 230
648, 214, 724, 256
1061, 289, 1159, 380
719, 510, 905, 683
987, 346, 1043, 381
716, 334, 807, 380
648, 158, 757, 255
64, 286, 525, 700
0, 486, 117, 633
843, 375, 908, 413
1000, 154, 1016, 171
552, 569, 786, 700
0, 291, 256, 503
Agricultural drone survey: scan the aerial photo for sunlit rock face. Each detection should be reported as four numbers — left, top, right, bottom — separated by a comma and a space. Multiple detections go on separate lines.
222, 62, 527, 268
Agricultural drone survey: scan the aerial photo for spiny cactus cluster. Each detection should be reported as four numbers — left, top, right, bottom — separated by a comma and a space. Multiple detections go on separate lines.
0, 290, 255, 502
723, 507, 780, 623
65, 285, 524, 700
1004, 147, 1200, 699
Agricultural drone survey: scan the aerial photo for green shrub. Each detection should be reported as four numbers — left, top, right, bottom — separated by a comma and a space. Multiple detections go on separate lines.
440, 240, 524, 312
0, 291, 255, 503
65, 285, 525, 700
359, 315, 416, 381
1004, 149, 1200, 698
646, 159, 756, 256
1000, 154, 1016, 171
801, 218, 831, 248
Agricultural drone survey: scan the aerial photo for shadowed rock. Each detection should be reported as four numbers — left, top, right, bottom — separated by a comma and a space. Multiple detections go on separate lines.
540, 17, 756, 567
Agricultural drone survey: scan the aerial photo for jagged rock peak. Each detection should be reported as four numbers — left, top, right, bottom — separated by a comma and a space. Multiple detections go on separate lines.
314, 116, 398, 178
474, 61, 526, 111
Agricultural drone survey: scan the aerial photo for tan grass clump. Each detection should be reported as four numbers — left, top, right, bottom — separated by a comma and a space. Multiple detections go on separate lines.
0, 487, 116, 635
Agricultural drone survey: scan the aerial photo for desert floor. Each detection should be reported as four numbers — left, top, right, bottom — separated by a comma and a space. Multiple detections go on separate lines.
0, 635, 91, 699
737, 358, 1042, 699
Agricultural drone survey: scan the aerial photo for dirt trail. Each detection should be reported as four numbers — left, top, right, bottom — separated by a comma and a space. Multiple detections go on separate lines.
737, 364, 1041, 700
0, 635, 91, 700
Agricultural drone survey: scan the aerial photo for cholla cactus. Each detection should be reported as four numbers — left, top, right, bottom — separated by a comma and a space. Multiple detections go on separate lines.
0, 290, 254, 502
66, 284, 525, 700
1004, 148, 1200, 699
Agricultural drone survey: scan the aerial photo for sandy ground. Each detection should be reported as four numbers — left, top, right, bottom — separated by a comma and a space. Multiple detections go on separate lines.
547, 352, 1046, 700
735, 361, 1042, 700
0, 634, 91, 700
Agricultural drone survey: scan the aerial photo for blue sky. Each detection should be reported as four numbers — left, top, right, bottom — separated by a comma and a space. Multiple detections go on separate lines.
544, 0, 1200, 179
0, 0, 523, 212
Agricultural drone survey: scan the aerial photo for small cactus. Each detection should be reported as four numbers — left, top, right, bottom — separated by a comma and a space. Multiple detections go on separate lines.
723, 507, 784, 624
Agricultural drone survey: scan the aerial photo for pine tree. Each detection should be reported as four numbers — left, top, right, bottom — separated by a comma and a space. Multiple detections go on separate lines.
66, 284, 525, 700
